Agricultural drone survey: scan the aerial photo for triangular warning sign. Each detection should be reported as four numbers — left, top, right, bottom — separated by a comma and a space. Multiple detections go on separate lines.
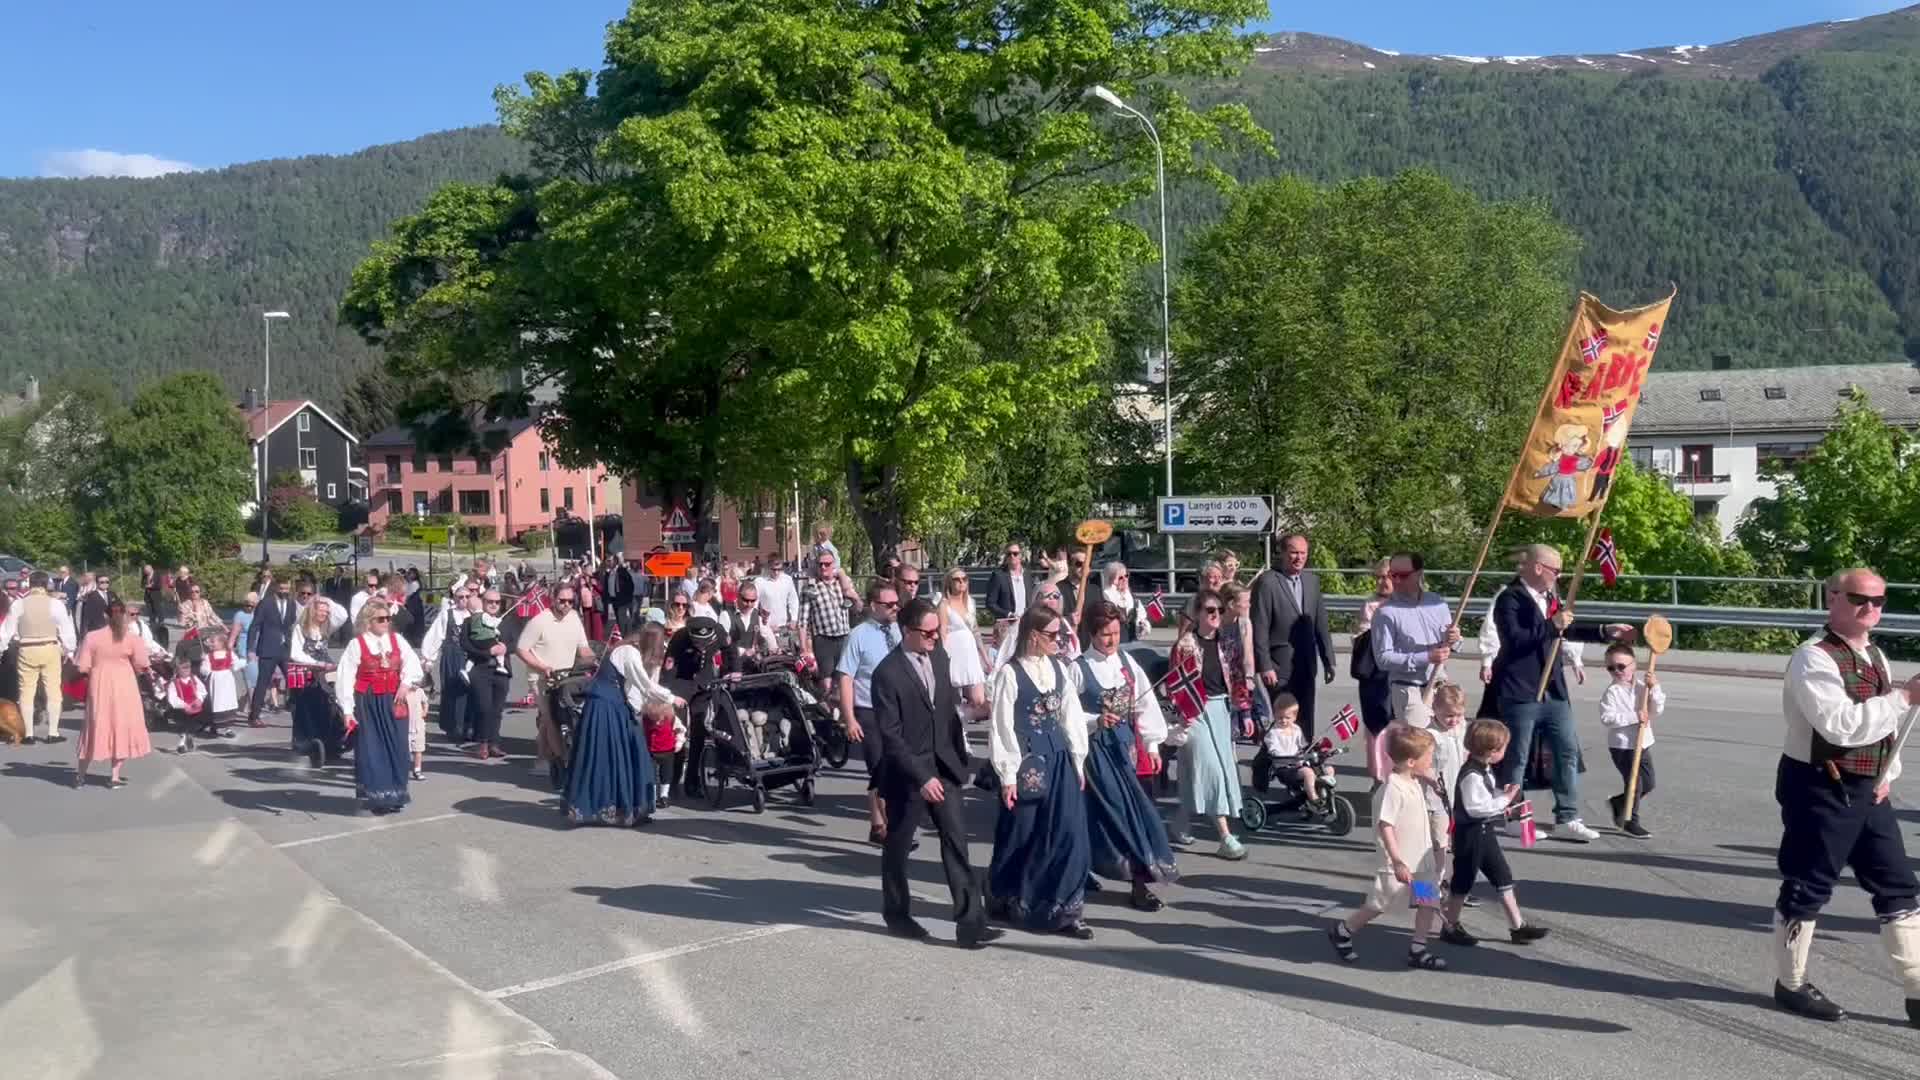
663, 503, 694, 533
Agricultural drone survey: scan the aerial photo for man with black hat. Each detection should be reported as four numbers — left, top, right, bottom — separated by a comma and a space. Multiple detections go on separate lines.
1772, 567, 1920, 1028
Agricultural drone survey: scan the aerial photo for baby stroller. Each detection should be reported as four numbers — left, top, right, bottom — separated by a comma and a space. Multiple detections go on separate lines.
756, 653, 849, 768
544, 664, 596, 790
1240, 736, 1357, 837
692, 671, 824, 813
142, 652, 175, 731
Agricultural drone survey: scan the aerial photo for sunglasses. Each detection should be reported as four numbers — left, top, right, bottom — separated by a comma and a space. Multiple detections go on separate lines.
1199, 605, 1222, 615
671, 601, 688, 608
1388, 570, 1415, 580
484, 599, 503, 606
899, 579, 919, 588
555, 597, 575, 604
872, 599, 899, 609
1041, 625, 1063, 638
909, 625, 939, 640
297, 591, 313, 599
371, 616, 391, 624
1606, 663, 1631, 673
1846, 592, 1888, 609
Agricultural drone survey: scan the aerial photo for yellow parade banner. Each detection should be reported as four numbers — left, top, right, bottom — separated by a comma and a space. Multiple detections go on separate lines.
1501, 288, 1676, 519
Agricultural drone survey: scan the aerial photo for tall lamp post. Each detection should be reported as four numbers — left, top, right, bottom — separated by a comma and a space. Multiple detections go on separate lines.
1088, 85, 1176, 586
261, 310, 290, 562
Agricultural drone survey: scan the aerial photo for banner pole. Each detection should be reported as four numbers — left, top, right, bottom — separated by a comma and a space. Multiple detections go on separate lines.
1533, 501, 1614, 701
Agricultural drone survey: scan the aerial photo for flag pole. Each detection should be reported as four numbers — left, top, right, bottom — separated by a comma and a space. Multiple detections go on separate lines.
1532, 498, 1616, 701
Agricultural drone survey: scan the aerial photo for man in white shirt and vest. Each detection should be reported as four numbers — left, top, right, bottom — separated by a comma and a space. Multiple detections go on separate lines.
516, 586, 595, 777
1, 571, 78, 743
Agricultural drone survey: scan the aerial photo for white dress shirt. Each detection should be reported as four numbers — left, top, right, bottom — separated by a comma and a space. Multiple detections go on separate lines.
0, 591, 77, 654
988, 655, 1089, 787
333, 632, 426, 718
1070, 648, 1168, 755
1783, 634, 1907, 781
1599, 679, 1665, 750
605, 643, 677, 716
755, 572, 799, 629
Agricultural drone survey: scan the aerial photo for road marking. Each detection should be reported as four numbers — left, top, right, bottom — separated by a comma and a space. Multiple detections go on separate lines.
274, 811, 462, 849
485, 923, 806, 999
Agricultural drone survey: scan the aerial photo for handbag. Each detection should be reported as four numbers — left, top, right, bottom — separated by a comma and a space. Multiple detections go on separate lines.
1350, 628, 1379, 681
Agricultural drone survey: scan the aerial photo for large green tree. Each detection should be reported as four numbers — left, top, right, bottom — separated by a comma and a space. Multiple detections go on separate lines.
1172, 170, 1580, 563
88, 372, 254, 565
345, 0, 1267, 565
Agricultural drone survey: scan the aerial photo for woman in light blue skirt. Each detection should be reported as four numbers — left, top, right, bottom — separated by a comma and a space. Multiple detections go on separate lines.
1172, 590, 1247, 860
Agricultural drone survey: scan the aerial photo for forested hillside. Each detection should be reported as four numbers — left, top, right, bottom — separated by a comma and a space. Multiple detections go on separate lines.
1, 6, 1916, 411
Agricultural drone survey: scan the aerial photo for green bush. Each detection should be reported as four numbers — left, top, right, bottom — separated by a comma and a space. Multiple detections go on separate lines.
256, 471, 336, 541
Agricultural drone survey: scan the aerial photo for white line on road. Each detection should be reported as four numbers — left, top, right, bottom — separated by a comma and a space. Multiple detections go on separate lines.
273, 811, 462, 849
485, 923, 806, 999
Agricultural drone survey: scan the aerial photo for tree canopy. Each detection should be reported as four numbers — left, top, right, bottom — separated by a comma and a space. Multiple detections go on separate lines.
87, 372, 254, 565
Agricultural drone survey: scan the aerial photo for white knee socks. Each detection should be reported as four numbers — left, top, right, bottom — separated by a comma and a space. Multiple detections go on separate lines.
1775, 914, 1815, 991
1884, 910, 1920, 997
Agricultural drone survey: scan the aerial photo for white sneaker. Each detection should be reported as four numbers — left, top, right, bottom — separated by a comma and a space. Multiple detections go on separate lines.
1551, 820, 1599, 843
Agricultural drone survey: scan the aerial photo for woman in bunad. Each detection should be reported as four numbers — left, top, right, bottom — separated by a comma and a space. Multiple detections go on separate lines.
332, 599, 425, 815
561, 619, 684, 826
422, 588, 478, 744
1098, 562, 1153, 645
1172, 589, 1248, 860
290, 596, 353, 768
986, 607, 1094, 939
1072, 601, 1179, 911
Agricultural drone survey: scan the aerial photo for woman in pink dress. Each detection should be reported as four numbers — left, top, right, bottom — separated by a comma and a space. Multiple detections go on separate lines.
73, 599, 152, 789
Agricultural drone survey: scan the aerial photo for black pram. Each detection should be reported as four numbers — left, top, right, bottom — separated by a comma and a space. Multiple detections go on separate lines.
692, 671, 824, 813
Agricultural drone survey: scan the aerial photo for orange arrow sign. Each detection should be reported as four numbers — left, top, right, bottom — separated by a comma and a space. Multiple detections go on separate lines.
645, 551, 693, 577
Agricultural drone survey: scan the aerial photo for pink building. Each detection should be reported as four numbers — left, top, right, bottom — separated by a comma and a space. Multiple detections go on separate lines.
365, 417, 608, 543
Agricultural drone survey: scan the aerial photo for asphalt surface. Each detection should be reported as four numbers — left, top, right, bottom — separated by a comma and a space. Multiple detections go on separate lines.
4, 657, 1919, 1080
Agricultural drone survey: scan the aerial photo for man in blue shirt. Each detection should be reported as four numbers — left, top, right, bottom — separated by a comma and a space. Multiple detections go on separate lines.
838, 580, 902, 845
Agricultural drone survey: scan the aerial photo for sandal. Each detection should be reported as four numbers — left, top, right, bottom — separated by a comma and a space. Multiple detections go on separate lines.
1327, 924, 1358, 964
1407, 949, 1449, 971
1129, 887, 1165, 913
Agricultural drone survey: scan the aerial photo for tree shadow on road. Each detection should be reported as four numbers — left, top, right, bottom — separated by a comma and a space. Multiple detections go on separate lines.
209, 783, 361, 818
1, 761, 81, 788
1516, 876, 1881, 936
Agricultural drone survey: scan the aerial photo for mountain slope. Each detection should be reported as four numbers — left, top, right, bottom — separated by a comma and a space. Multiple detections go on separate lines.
1, 6, 1917, 409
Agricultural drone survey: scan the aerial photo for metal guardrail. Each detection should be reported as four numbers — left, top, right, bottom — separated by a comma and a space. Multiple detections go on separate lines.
1318, 594, 1920, 636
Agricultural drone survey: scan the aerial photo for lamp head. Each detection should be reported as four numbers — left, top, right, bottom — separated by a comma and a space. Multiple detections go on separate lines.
1086, 85, 1127, 111
263, 310, 290, 320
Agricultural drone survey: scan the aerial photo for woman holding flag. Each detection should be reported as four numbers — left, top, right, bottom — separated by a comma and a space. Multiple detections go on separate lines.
1168, 590, 1248, 860
1073, 602, 1178, 910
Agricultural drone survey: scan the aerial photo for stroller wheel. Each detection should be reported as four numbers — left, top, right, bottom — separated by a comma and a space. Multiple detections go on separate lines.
751, 786, 767, 814
821, 726, 849, 769
1238, 793, 1268, 834
1324, 796, 1357, 837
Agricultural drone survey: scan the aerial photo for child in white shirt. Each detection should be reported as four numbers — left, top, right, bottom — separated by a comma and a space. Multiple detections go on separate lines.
1428, 683, 1468, 804
1261, 693, 1327, 805
1598, 641, 1664, 839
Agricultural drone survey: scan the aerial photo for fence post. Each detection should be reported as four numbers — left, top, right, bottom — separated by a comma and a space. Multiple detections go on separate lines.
1670, 574, 1679, 606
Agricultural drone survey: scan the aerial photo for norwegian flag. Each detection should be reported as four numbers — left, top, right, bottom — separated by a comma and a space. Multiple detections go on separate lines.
1329, 703, 1361, 741
514, 586, 551, 620
1601, 400, 1627, 431
1591, 528, 1620, 588
1159, 647, 1206, 723
1144, 590, 1167, 624
1579, 330, 1609, 364
1643, 323, 1661, 351
607, 621, 623, 646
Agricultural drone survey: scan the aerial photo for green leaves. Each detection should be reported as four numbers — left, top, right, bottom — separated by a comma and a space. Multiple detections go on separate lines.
87, 372, 254, 565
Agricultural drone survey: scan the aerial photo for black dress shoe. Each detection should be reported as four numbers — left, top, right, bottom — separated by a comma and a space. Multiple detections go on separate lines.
884, 917, 931, 941
1906, 997, 1919, 1030
957, 925, 1004, 949
47, 734, 67, 744
1128, 887, 1164, 913
1774, 980, 1847, 1022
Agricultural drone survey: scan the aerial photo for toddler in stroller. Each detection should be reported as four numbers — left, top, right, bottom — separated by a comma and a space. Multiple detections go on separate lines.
1245, 693, 1357, 836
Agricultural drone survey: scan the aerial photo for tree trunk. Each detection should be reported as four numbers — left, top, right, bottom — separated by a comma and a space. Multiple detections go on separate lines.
845, 442, 903, 574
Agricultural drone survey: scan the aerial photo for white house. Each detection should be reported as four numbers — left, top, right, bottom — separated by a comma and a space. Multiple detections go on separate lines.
1628, 361, 1920, 536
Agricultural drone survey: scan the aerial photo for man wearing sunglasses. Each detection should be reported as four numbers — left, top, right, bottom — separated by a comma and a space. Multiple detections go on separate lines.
1772, 567, 1920, 1028
246, 576, 300, 726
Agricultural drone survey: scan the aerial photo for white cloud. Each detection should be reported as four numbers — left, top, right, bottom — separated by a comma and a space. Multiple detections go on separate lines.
36, 149, 197, 179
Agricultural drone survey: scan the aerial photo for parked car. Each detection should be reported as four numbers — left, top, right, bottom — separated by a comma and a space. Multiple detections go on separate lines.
0, 555, 34, 578
289, 541, 353, 567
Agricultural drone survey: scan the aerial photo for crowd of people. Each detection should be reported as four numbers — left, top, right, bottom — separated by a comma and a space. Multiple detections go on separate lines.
2, 530, 1915, 1028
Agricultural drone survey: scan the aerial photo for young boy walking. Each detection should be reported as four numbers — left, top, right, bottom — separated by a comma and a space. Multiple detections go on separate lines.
1598, 642, 1664, 839
1328, 726, 1452, 970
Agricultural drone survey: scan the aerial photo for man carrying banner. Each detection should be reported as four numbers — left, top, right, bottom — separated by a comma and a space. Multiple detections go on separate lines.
1771, 568, 1920, 1029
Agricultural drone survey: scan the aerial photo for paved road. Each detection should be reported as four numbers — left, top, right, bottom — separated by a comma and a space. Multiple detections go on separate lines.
4, 660, 1918, 1080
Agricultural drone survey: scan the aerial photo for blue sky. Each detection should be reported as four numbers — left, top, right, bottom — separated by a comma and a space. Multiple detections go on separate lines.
0, 1, 1904, 178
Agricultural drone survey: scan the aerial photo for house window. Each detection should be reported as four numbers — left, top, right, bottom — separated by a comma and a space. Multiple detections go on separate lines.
1763, 387, 1786, 400
1757, 442, 1817, 469
326, 483, 337, 500
538, 451, 551, 471
435, 489, 453, 514
299, 447, 317, 469
1698, 388, 1722, 402
458, 489, 491, 516
413, 450, 427, 471
387, 491, 402, 514
563, 487, 575, 510
438, 453, 455, 472
383, 455, 401, 485
1629, 447, 1653, 471
412, 492, 429, 515
1680, 444, 1715, 479
540, 489, 550, 513
297, 412, 312, 432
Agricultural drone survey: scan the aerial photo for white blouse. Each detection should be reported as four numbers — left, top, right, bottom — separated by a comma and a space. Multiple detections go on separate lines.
332, 632, 426, 717
988, 655, 1089, 787
289, 628, 334, 668
606, 644, 677, 716
1070, 648, 1169, 755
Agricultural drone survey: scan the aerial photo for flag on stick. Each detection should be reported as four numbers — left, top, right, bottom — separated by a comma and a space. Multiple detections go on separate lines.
1144, 591, 1167, 625
1592, 528, 1620, 588
1159, 648, 1205, 723
1329, 703, 1361, 741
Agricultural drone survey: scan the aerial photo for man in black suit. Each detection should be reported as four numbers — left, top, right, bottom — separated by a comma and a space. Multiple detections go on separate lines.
985, 542, 1028, 623
1250, 532, 1336, 739
247, 577, 299, 724
77, 573, 119, 637
873, 598, 1000, 948
1487, 543, 1633, 844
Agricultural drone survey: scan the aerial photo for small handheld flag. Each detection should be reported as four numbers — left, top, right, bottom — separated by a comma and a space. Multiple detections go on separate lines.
1329, 703, 1361, 742
1159, 648, 1206, 723
1410, 880, 1442, 907
1144, 590, 1167, 625
1592, 528, 1620, 588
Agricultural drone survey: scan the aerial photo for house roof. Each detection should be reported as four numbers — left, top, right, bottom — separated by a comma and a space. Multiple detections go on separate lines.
241, 399, 359, 444
1632, 362, 1920, 437
363, 415, 539, 450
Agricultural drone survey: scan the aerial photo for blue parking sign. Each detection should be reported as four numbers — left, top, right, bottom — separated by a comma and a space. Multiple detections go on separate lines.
1163, 502, 1185, 527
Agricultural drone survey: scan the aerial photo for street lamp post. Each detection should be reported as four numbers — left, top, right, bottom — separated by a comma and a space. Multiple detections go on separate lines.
261, 311, 290, 563
1088, 85, 1176, 588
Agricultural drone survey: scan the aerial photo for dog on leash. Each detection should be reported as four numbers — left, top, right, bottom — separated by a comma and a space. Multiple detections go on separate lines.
0, 699, 24, 746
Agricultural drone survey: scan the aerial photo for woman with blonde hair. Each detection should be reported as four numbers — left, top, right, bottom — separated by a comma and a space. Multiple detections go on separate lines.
289, 595, 351, 767
1099, 562, 1152, 644
940, 567, 990, 719
333, 599, 425, 814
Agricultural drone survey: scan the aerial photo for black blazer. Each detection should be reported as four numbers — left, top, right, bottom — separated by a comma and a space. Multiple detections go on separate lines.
78, 591, 119, 638
249, 594, 298, 659
1250, 570, 1334, 682
873, 646, 969, 792
985, 569, 1027, 621
1487, 578, 1608, 706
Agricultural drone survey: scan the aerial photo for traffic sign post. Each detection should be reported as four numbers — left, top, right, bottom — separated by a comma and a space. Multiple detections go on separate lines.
1156, 496, 1274, 535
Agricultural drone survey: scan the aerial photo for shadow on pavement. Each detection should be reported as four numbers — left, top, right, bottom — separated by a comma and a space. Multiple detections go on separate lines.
2, 761, 80, 787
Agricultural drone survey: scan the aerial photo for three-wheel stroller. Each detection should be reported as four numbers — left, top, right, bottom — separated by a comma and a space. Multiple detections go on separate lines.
693, 671, 825, 813
753, 653, 849, 768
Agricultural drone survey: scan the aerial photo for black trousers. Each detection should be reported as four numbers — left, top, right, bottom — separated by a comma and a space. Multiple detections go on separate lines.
248, 656, 289, 720
881, 777, 983, 934
1775, 755, 1919, 922
856, 705, 883, 791
466, 669, 510, 745
1610, 747, 1655, 819
1450, 820, 1515, 895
